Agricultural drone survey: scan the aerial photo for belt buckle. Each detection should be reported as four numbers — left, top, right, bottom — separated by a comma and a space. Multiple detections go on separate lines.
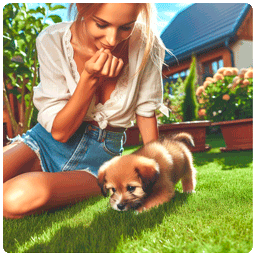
88, 125, 98, 132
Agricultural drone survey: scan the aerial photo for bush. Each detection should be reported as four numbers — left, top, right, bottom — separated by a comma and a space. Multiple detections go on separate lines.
157, 56, 200, 124
3, 3, 66, 136
156, 78, 184, 124
197, 67, 253, 122
182, 55, 198, 121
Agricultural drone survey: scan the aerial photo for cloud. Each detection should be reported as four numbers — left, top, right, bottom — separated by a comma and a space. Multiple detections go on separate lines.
163, 11, 176, 19
175, 3, 192, 8
157, 20, 169, 28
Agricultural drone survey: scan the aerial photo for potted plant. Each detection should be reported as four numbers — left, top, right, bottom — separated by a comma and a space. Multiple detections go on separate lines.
3, 3, 66, 144
197, 67, 253, 151
158, 55, 211, 152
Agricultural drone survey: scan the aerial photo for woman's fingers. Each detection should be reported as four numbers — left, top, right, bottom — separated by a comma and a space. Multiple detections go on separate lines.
93, 51, 109, 73
84, 48, 124, 77
100, 50, 113, 76
114, 58, 124, 77
89, 48, 104, 63
109, 56, 119, 77
101, 49, 124, 77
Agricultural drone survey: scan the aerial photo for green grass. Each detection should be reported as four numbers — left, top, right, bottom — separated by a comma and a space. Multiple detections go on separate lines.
3, 135, 253, 253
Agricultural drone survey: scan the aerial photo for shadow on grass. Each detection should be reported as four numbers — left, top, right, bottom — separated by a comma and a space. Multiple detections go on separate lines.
193, 149, 252, 170
4, 136, 252, 252
21, 192, 189, 253
193, 133, 252, 170
3, 195, 103, 253
124, 135, 253, 171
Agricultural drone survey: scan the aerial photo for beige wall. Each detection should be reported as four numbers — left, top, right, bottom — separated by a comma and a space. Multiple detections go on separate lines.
232, 40, 253, 70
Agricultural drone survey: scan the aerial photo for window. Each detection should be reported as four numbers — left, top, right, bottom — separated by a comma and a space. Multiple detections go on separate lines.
203, 58, 223, 80
167, 69, 189, 84
212, 59, 224, 74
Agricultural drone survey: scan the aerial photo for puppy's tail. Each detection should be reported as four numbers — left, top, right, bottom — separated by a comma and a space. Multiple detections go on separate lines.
172, 133, 195, 147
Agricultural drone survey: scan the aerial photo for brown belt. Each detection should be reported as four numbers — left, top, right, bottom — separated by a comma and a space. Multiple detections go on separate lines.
85, 121, 126, 133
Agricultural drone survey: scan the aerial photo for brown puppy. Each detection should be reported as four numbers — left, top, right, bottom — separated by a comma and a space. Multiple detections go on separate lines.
98, 133, 196, 212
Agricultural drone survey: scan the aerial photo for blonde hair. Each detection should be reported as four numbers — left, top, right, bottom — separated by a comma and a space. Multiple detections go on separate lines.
69, 3, 170, 77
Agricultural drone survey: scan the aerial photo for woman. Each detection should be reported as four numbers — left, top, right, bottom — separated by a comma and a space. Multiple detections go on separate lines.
3, 3, 169, 218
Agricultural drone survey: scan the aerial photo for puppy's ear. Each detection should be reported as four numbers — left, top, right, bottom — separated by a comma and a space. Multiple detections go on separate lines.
135, 157, 160, 194
98, 166, 108, 197
98, 157, 120, 197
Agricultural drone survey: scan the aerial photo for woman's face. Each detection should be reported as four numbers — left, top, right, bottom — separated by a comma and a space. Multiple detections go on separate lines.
82, 3, 140, 52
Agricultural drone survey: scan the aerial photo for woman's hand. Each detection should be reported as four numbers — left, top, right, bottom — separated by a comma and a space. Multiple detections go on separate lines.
84, 48, 124, 79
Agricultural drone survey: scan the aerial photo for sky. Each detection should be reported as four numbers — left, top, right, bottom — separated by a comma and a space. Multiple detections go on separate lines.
25, 3, 193, 35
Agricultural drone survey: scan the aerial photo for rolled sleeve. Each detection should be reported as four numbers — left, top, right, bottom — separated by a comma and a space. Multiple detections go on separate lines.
135, 44, 165, 117
33, 35, 71, 133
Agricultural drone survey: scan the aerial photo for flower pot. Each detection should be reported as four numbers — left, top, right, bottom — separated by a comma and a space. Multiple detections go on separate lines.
213, 118, 253, 152
125, 125, 142, 146
158, 120, 211, 152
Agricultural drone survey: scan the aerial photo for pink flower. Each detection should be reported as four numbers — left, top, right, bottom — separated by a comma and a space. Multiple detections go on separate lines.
233, 76, 240, 84
203, 80, 211, 89
241, 79, 250, 88
198, 109, 206, 116
206, 77, 214, 83
213, 73, 224, 82
244, 70, 253, 79
196, 86, 205, 96
239, 68, 248, 76
217, 67, 226, 74
223, 68, 233, 76
231, 68, 239, 76
222, 94, 230, 101
198, 98, 205, 104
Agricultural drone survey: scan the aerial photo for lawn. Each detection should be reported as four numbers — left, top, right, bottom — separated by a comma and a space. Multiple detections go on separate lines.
3, 135, 253, 253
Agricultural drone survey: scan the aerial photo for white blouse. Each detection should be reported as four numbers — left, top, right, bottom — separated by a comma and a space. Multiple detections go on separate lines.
33, 22, 168, 132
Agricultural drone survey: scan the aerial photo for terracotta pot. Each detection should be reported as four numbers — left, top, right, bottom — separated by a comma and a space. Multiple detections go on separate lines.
125, 121, 211, 152
213, 118, 253, 152
158, 121, 211, 152
125, 125, 142, 146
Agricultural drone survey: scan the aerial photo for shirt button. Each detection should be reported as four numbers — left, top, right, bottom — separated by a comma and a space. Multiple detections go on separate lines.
88, 125, 92, 131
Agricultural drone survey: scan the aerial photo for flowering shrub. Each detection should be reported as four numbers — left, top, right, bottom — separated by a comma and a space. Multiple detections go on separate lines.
157, 78, 184, 124
197, 67, 253, 122
158, 56, 199, 124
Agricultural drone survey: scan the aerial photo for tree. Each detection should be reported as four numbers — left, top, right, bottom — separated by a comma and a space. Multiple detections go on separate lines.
182, 55, 199, 122
3, 3, 66, 136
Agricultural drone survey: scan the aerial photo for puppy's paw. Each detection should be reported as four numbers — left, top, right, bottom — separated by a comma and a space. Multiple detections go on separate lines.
135, 206, 147, 213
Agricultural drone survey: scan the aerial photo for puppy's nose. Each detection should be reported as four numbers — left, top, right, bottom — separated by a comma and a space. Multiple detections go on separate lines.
117, 203, 126, 211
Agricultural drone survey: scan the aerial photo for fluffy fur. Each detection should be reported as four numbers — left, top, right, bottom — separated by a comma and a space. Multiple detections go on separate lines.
98, 133, 196, 212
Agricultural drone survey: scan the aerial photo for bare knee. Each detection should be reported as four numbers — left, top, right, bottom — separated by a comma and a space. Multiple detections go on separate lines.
3, 173, 51, 219
3, 141, 42, 183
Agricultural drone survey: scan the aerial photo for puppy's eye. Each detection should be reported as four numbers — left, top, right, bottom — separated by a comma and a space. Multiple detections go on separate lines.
127, 186, 136, 193
111, 188, 116, 193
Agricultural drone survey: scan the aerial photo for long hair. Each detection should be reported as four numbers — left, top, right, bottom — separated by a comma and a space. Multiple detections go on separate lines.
69, 3, 171, 77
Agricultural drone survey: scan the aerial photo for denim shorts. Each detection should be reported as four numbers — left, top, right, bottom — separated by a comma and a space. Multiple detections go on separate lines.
9, 122, 126, 177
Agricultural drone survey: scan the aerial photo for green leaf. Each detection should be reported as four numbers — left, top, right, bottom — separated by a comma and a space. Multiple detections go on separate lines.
16, 66, 31, 76
48, 15, 62, 23
36, 6, 46, 16
49, 4, 66, 11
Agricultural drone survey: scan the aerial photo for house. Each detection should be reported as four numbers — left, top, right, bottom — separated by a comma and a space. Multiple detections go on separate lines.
161, 3, 253, 85
2, 3, 253, 145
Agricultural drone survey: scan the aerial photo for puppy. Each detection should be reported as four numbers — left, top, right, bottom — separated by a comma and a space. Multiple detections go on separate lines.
98, 133, 196, 212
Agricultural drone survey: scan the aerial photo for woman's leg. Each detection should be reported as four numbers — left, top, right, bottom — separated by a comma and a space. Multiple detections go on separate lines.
3, 170, 101, 219
3, 141, 42, 183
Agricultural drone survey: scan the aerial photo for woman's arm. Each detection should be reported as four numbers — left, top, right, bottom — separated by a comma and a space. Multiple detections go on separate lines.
51, 71, 97, 142
136, 113, 159, 145
51, 49, 124, 143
